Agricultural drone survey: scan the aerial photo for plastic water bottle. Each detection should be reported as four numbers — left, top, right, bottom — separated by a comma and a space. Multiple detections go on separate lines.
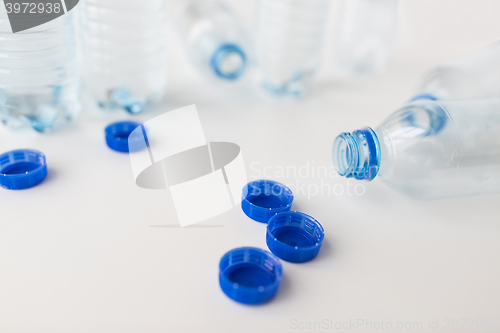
0, 9, 80, 132
255, 0, 330, 96
413, 41, 500, 101
336, 0, 399, 74
332, 99, 500, 200
79, 0, 167, 114
174, 0, 249, 81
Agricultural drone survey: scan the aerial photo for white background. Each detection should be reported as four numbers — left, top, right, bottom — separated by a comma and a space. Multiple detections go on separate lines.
1, 0, 500, 332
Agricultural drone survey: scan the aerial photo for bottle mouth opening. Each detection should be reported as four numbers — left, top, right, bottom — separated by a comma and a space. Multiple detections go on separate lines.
211, 44, 246, 80
332, 128, 380, 181
332, 133, 357, 177
409, 93, 438, 102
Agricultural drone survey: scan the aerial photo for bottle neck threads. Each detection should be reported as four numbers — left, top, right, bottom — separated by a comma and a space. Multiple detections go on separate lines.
332, 127, 381, 181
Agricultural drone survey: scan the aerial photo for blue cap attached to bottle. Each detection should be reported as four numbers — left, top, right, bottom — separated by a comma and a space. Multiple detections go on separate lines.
219, 247, 283, 304
242, 180, 294, 223
267, 211, 324, 263
0, 149, 47, 190
105, 121, 147, 153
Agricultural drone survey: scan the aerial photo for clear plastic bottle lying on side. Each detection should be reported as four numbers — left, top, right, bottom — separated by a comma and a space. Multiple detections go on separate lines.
413, 41, 500, 101
255, 0, 330, 96
336, 0, 399, 75
0, 8, 80, 132
332, 99, 500, 199
174, 0, 249, 81
79, 0, 167, 114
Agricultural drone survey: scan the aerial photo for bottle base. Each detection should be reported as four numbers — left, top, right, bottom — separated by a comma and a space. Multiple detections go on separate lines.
95, 88, 165, 114
258, 71, 314, 97
0, 89, 80, 133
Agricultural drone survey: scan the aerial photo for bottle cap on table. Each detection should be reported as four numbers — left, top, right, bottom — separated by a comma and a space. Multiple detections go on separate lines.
0, 149, 47, 190
219, 247, 282, 304
267, 211, 324, 263
105, 121, 146, 153
241, 180, 293, 223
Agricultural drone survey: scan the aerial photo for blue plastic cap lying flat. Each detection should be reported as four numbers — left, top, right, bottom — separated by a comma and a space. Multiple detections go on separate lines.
219, 247, 283, 304
0, 149, 47, 190
241, 180, 294, 223
267, 211, 325, 263
105, 121, 147, 153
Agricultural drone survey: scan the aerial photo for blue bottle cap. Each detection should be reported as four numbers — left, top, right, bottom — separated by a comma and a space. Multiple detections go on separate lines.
0, 149, 47, 190
241, 180, 294, 223
219, 247, 283, 304
267, 211, 325, 263
105, 121, 147, 153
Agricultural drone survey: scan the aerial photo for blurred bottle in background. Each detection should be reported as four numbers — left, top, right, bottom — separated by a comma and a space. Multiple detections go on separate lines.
332, 99, 500, 200
336, 0, 399, 75
413, 41, 500, 101
0, 8, 80, 133
255, 0, 330, 96
173, 0, 249, 81
79, 0, 166, 114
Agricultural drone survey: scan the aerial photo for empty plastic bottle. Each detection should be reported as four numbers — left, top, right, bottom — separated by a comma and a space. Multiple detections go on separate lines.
79, 0, 167, 114
332, 99, 500, 199
336, 0, 399, 74
413, 41, 500, 101
255, 0, 330, 96
174, 0, 249, 81
0, 8, 80, 132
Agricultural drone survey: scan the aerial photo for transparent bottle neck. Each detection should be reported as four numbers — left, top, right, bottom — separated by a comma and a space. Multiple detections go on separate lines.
332, 127, 381, 180
210, 43, 246, 80
410, 93, 438, 102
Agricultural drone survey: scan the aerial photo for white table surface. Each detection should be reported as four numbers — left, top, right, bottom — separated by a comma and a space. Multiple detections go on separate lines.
1, 1, 500, 332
